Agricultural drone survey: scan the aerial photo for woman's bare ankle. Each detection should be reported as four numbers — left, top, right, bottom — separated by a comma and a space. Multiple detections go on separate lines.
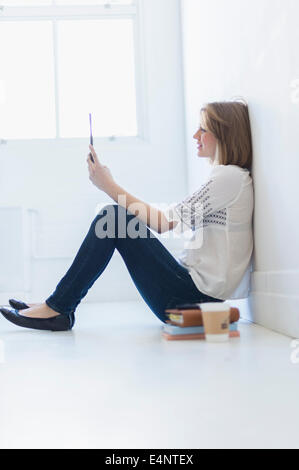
19, 303, 60, 319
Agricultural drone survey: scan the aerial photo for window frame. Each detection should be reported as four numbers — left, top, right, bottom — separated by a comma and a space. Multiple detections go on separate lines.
0, 0, 148, 144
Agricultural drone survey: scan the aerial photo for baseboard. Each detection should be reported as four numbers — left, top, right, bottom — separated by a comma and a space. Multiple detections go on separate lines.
244, 270, 299, 338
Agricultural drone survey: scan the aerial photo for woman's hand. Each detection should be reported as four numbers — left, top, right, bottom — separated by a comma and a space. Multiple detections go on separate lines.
87, 145, 115, 193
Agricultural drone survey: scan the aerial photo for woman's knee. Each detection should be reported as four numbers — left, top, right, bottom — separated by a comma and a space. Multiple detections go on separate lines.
97, 204, 128, 218
93, 205, 119, 239
94, 204, 144, 240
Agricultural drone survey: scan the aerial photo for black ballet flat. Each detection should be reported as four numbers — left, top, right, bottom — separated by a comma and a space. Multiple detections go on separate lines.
9, 299, 30, 310
0, 307, 75, 332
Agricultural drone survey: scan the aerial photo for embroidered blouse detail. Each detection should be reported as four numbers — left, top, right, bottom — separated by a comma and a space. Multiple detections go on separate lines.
164, 165, 254, 300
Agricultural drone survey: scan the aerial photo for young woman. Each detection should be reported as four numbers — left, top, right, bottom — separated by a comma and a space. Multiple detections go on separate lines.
0, 100, 254, 332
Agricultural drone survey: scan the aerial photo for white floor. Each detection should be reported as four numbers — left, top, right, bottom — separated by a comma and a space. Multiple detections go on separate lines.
0, 300, 298, 449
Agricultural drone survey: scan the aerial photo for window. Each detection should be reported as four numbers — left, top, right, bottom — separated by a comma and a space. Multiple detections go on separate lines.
2, 1, 133, 4
0, 21, 56, 139
0, 0, 138, 140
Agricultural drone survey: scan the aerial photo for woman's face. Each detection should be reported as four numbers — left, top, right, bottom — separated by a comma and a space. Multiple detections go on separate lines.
193, 118, 217, 160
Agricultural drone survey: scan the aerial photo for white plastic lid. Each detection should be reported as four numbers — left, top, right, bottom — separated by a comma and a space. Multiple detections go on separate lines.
199, 301, 231, 312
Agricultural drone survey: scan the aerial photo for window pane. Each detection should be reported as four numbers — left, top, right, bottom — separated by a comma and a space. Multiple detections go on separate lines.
1, 1, 52, 5
0, 21, 56, 139
55, 0, 133, 4
57, 19, 137, 138
2, 0, 133, 4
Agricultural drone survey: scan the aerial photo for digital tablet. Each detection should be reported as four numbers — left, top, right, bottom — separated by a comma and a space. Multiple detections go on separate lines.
89, 113, 94, 163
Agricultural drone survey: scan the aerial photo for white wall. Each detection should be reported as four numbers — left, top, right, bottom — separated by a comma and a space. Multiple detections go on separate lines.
181, 0, 299, 337
0, 0, 188, 304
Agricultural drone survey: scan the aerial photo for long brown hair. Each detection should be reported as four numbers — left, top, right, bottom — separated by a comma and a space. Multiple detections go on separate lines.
201, 100, 253, 172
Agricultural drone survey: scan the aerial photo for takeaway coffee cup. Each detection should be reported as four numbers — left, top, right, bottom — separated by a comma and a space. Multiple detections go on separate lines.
200, 302, 231, 343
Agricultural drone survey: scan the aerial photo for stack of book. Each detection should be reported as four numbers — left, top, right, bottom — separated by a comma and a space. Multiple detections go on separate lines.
162, 303, 240, 341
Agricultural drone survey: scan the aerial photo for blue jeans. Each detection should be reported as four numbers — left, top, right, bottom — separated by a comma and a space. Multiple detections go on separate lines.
46, 204, 223, 323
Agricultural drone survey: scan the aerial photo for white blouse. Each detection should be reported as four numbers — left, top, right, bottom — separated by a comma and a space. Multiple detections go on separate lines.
164, 164, 254, 300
